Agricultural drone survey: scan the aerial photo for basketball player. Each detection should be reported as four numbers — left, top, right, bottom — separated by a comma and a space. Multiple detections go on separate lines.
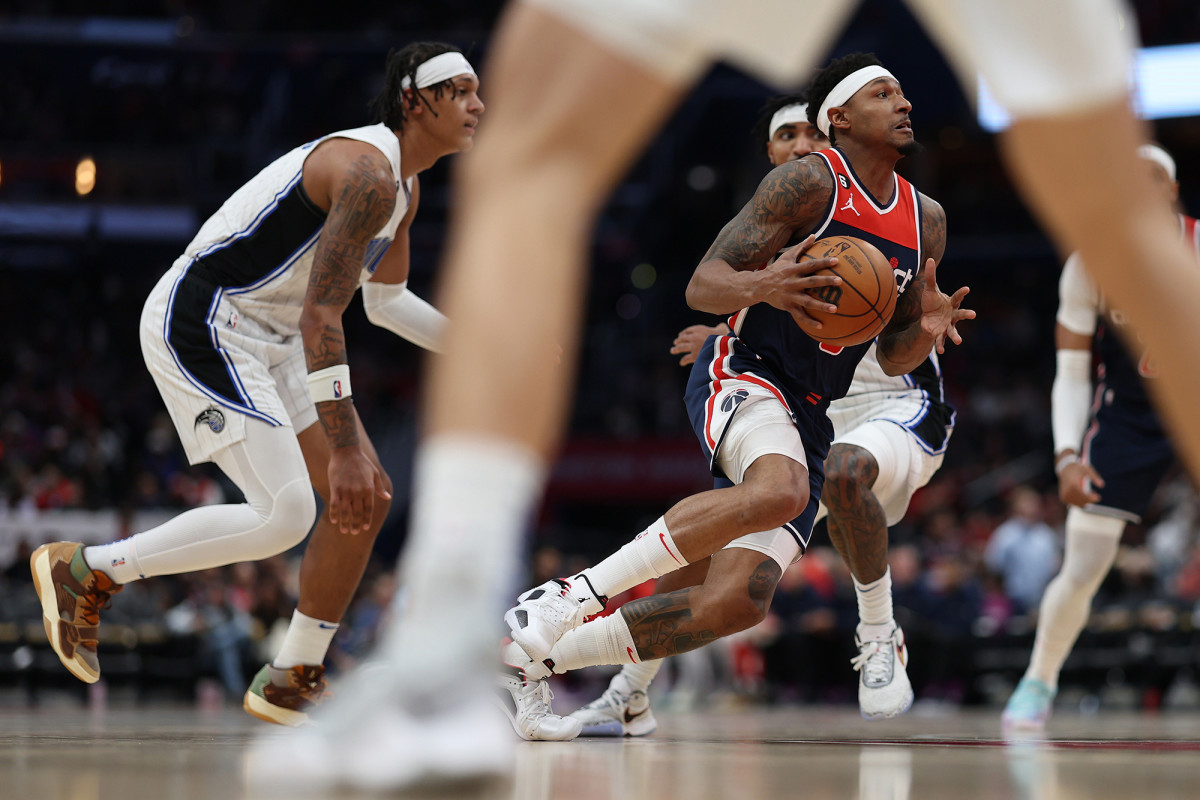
246, 0, 1200, 793
30, 43, 482, 726
1003, 144, 1197, 731
584, 91, 953, 735
497, 52, 972, 740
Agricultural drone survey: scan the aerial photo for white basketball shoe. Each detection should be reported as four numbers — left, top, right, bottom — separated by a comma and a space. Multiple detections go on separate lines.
496, 672, 582, 741
851, 623, 914, 720
504, 577, 605, 663
244, 665, 512, 795
569, 677, 658, 737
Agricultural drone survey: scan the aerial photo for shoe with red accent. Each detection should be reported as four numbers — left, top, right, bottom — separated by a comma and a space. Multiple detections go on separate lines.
504, 577, 605, 663
30, 541, 123, 684
851, 623, 913, 720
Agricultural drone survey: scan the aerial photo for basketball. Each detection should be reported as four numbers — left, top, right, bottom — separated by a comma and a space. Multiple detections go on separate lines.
800, 235, 898, 346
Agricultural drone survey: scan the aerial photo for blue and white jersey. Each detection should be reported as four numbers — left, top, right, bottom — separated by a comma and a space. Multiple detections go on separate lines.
827, 343, 955, 456
166, 122, 411, 340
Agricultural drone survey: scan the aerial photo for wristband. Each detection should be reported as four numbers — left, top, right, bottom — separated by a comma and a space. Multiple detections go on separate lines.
307, 364, 352, 403
1054, 453, 1080, 477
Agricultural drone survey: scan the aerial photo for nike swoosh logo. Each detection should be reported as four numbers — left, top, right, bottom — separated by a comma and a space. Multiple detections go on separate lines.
627, 647, 638, 663
318, 623, 338, 630
660, 533, 684, 565
624, 707, 648, 724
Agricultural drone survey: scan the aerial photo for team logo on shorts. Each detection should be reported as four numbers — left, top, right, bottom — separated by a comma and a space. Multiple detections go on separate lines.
194, 406, 226, 434
721, 389, 750, 413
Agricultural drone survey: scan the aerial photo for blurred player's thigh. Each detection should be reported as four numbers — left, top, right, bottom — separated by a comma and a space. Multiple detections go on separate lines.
525, 0, 857, 87
903, 0, 1131, 117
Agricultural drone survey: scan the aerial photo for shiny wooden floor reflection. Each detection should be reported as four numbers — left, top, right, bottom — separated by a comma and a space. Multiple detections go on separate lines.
3, 705, 1200, 799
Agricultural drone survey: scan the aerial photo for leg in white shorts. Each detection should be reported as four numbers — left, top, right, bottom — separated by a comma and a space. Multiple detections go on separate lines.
714, 397, 818, 572
817, 420, 943, 528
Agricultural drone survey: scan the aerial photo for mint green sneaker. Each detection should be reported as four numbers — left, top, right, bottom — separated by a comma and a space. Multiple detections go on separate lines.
1002, 677, 1056, 731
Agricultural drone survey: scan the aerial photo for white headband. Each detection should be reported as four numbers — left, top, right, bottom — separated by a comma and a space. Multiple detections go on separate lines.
768, 103, 810, 141
1138, 144, 1176, 181
400, 51, 476, 90
816, 66, 896, 136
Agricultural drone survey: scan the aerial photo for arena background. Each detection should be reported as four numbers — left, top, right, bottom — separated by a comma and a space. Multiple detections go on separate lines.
2, 1, 1200, 714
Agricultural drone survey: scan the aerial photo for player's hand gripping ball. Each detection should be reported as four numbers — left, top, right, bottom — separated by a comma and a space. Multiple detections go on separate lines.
800, 235, 897, 346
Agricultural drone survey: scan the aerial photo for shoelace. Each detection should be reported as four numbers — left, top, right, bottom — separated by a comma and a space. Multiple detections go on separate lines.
78, 587, 115, 627
849, 640, 892, 684
587, 687, 625, 713
516, 680, 556, 720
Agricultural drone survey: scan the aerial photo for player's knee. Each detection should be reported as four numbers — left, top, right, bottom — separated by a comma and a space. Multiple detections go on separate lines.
750, 462, 810, 526
263, 478, 318, 552
697, 586, 768, 636
824, 445, 878, 507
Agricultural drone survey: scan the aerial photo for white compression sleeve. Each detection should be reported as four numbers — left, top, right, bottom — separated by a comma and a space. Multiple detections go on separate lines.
1052, 349, 1093, 455
362, 280, 447, 353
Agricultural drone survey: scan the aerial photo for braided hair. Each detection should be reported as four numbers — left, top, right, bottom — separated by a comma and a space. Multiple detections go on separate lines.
370, 42, 463, 132
806, 52, 884, 146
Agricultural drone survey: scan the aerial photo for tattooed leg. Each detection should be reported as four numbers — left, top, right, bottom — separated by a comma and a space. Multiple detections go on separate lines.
823, 443, 888, 584
621, 549, 782, 660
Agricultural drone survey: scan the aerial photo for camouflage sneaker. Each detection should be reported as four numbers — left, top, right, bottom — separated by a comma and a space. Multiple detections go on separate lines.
30, 541, 122, 684
244, 663, 330, 726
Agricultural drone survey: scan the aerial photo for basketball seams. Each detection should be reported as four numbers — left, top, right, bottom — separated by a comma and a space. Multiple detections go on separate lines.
805, 235, 896, 345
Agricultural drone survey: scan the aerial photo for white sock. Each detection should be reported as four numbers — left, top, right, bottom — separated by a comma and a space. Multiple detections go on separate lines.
579, 517, 687, 602
273, 610, 339, 669
84, 537, 146, 584
1026, 509, 1122, 687
547, 613, 640, 673
382, 435, 545, 669
854, 567, 895, 629
617, 659, 664, 693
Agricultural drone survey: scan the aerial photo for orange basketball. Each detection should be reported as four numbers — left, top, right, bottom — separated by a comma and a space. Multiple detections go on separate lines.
800, 235, 897, 346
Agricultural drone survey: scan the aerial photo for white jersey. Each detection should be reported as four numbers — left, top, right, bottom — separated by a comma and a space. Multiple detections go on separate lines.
168, 122, 412, 337
826, 343, 954, 456
139, 123, 412, 463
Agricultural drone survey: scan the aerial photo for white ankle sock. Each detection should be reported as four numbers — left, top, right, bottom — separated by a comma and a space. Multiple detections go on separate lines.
547, 613, 640, 673
382, 435, 544, 669
617, 659, 664, 693
854, 567, 895, 628
273, 610, 339, 669
84, 537, 145, 584
579, 517, 686, 601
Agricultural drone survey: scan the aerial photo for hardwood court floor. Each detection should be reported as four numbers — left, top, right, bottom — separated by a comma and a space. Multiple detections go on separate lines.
3, 705, 1200, 799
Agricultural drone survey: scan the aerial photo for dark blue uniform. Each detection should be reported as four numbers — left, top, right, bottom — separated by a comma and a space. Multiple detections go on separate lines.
684, 147, 925, 552
1081, 214, 1200, 522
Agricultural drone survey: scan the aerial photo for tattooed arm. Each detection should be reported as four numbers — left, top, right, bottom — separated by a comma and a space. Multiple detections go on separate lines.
685, 158, 842, 327
877, 195, 973, 376
299, 141, 396, 533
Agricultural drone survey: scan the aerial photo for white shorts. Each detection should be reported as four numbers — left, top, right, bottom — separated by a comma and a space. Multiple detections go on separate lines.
527, 0, 1132, 118
714, 397, 807, 571
140, 269, 318, 465
816, 419, 944, 527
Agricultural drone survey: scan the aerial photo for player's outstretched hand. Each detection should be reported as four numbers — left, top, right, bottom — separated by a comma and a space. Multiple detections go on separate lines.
917, 258, 975, 353
328, 448, 392, 534
670, 323, 729, 366
760, 234, 842, 329
1058, 460, 1104, 507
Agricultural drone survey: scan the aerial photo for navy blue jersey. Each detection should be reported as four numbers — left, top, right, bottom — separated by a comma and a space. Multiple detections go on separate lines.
726, 146, 924, 415
1095, 215, 1200, 403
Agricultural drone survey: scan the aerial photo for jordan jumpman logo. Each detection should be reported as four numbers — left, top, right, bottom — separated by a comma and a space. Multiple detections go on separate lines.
840, 194, 860, 216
